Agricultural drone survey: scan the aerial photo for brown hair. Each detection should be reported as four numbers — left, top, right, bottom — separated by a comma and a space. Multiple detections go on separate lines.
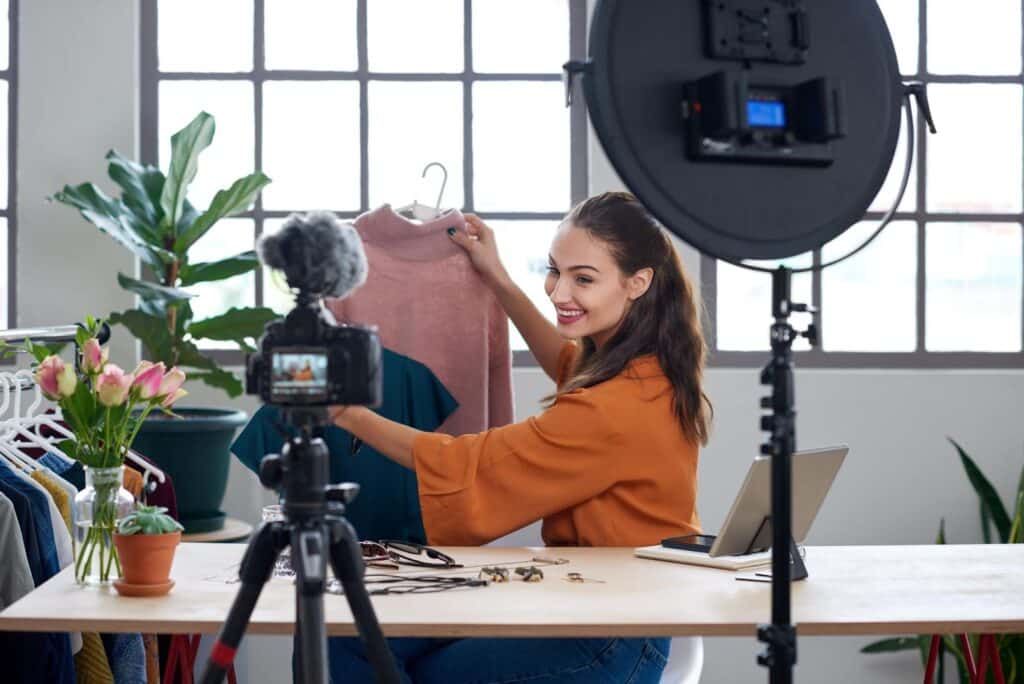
545, 191, 712, 446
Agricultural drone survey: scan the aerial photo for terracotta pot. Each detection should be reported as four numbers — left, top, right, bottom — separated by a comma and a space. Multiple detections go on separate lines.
113, 531, 181, 586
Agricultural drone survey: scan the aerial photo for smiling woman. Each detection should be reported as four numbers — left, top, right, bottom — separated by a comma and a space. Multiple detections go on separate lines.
329, 191, 710, 683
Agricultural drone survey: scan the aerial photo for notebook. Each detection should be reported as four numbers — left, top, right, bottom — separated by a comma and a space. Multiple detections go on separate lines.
633, 544, 775, 570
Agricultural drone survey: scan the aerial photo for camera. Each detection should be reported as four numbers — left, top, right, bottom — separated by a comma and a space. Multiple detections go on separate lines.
245, 302, 382, 407
244, 210, 383, 408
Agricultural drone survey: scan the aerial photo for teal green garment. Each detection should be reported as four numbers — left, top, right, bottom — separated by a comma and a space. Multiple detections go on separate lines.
231, 347, 458, 544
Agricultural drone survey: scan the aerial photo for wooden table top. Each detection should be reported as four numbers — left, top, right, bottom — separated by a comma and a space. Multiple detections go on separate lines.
1, 543, 1022, 638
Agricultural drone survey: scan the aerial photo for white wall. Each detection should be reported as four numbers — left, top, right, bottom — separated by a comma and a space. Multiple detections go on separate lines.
17, 3, 1022, 682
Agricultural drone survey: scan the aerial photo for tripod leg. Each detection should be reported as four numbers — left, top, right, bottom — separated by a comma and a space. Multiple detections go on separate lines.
292, 524, 329, 684
327, 517, 402, 684
200, 522, 287, 684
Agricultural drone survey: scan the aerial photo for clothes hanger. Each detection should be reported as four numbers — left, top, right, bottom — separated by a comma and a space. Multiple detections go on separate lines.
396, 162, 449, 222
0, 371, 72, 466
0, 375, 46, 472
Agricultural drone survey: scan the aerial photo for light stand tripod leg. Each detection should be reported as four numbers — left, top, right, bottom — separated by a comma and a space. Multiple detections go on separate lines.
755, 267, 815, 684
201, 522, 289, 684
326, 515, 402, 684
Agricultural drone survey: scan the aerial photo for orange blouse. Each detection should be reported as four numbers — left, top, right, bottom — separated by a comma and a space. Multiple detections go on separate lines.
412, 342, 701, 547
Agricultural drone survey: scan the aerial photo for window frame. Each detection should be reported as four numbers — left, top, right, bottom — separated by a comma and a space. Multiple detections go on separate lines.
139, 0, 588, 367
2, 0, 17, 336
704, 0, 1024, 369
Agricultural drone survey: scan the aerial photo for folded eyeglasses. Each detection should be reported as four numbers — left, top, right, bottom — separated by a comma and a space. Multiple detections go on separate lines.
360, 540, 462, 569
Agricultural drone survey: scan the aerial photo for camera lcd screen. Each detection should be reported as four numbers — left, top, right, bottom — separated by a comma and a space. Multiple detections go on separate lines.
747, 100, 786, 128
270, 349, 329, 402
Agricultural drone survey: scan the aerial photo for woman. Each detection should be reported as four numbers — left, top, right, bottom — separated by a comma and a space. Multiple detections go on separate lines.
329, 191, 712, 683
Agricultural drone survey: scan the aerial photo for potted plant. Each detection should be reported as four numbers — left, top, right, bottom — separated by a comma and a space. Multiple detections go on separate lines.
113, 504, 184, 597
51, 111, 278, 533
861, 438, 1024, 681
20, 317, 188, 585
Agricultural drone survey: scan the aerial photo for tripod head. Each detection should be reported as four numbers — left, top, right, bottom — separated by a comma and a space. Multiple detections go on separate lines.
258, 407, 361, 522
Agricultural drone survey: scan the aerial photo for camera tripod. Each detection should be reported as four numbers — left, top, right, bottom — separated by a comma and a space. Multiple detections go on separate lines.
200, 408, 401, 684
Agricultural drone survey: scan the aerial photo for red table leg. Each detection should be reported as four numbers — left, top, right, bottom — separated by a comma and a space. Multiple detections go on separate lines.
976, 634, 1006, 684
958, 634, 977, 681
923, 635, 941, 684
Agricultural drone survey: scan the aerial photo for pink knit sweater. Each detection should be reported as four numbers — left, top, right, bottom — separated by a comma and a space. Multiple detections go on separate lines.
325, 204, 514, 435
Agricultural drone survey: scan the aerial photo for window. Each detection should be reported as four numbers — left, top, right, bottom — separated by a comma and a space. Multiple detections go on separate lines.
0, 0, 15, 330
141, 1, 587, 364
706, 0, 1024, 368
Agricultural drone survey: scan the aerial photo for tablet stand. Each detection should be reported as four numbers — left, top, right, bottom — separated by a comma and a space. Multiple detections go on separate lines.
735, 516, 808, 583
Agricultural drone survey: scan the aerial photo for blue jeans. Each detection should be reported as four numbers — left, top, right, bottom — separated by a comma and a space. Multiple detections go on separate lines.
328, 636, 670, 684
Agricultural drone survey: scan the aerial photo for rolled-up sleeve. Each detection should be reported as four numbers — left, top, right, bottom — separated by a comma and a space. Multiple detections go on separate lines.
413, 389, 625, 545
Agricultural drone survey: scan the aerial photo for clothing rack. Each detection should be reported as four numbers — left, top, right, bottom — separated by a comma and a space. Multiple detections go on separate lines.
0, 323, 167, 488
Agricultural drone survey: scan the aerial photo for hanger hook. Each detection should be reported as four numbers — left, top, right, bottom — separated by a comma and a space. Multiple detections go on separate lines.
421, 162, 448, 211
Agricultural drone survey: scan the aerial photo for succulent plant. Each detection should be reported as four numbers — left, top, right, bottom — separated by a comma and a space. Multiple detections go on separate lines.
117, 504, 185, 535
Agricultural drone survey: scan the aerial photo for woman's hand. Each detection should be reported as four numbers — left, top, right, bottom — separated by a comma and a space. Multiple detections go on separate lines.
328, 405, 356, 430
448, 213, 512, 290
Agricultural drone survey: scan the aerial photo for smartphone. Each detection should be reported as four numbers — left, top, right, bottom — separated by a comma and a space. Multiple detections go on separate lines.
661, 534, 717, 553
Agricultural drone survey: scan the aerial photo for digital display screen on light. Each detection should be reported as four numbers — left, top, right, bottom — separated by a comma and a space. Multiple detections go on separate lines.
747, 100, 786, 128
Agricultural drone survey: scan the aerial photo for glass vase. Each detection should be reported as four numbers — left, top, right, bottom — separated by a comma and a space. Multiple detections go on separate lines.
73, 466, 135, 585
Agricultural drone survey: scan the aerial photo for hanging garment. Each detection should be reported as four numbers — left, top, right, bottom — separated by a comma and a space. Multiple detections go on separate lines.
76, 632, 115, 684
0, 492, 33, 610
0, 460, 76, 684
122, 467, 144, 500
324, 204, 513, 436
232, 347, 457, 544
101, 633, 147, 684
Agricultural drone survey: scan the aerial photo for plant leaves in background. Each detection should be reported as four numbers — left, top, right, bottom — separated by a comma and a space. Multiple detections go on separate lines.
174, 172, 271, 252
187, 368, 243, 398
948, 437, 1011, 542
861, 637, 920, 654
187, 306, 277, 342
178, 252, 259, 286
160, 111, 215, 234
105, 150, 164, 235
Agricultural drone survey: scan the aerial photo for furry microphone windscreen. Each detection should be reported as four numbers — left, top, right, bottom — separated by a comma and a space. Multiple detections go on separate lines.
257, 210, 369, 299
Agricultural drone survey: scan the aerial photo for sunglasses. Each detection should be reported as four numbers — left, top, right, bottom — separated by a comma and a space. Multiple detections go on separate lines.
359, 540, 462, 569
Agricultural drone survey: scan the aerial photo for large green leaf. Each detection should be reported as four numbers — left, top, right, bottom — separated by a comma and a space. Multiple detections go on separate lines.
187, 306, 277, 342
1010, 490, 1023, 544
108, 309, 174, 366
179, 251, 259, 286
175, 339, 218, 371
861, 637, 920, 653
948, 438, 1012, 542
105, 150, 164, 237
51, 183, 170, 268
117, 272, 194, 307
188, 368, 244, 398
175, 172, 271, 252
160, 111, 215, 235
176, 199, 201, 247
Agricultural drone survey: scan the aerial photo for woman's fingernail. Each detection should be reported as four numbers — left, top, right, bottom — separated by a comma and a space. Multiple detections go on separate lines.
447, 227, 456, 236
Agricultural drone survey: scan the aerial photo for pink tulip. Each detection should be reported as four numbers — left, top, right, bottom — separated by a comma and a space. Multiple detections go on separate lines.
161, 388, 187, 408
34, 355, 75, 400
57, 363, 77, 398
132, 360, 153, 376
132, 361, 166, 400
158, 367, 186, 396
95, 364, 133, 407
81, 338, 107, 374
